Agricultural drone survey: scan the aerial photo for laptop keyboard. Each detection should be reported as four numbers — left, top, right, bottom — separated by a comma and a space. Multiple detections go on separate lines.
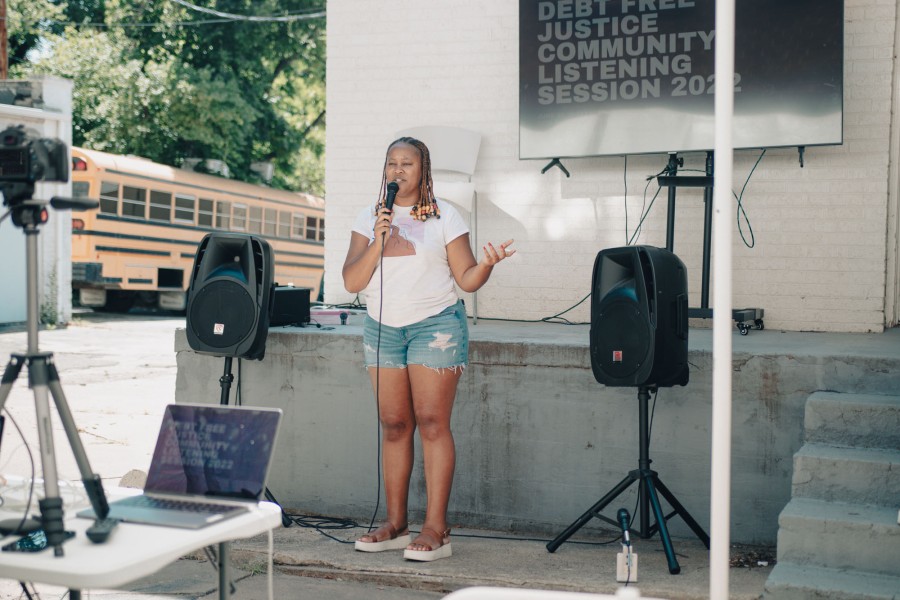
124, 495, 243, 514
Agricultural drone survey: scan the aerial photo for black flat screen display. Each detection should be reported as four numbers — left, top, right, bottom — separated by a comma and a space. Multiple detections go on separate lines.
145, 404, 281, 499
519, 0, 844, 158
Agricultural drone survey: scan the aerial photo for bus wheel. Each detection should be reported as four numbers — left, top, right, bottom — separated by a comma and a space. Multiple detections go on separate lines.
102, 291, 135, 313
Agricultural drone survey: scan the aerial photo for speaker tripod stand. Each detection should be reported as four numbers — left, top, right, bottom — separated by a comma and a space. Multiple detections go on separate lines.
546, 386, 710, 574
0, 189, 112, 560
216, 356, 292, 528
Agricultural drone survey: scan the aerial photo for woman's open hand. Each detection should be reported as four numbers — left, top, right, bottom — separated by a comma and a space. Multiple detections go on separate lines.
480, 239, 516, 267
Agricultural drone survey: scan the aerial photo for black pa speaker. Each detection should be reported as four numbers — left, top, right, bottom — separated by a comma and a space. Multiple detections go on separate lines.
186, 233, 274, 360
590, 245, 689, 388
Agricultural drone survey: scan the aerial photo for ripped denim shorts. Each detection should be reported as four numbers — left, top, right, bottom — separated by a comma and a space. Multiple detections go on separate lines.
363, 300, 469, 370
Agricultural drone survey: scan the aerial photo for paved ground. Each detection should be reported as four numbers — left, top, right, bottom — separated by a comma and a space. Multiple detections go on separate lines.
0, 311, 178, 483
0, 312, 773, 599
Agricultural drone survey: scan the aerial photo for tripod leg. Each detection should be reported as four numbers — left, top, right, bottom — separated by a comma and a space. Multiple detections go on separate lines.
654, 476, 710, 548
25, 356, 69, 557
643, 475, 680, 574
546, 472, 638, 553
0, 355, 26, 413
46, 360, 111, 521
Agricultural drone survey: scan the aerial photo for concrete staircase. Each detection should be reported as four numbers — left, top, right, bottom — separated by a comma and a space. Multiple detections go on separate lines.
764, 391, 900, 600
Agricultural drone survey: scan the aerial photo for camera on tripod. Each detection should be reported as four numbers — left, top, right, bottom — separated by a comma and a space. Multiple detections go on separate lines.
0, 124, 68, 206
0, 125, 109, 556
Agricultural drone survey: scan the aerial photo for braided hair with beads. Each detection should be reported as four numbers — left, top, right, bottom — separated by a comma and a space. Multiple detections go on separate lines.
375, 137, 441, 221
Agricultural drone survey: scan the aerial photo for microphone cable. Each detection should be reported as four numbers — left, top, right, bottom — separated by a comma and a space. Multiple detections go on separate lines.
364, 199, 393, 536
734, 148, 765, 248
364, 243, 386, 534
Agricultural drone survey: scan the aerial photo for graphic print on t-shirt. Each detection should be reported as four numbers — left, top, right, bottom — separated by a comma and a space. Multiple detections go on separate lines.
383, 216, 424, 258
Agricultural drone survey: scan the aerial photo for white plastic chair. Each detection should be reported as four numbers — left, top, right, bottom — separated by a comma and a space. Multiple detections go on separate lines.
395, 126, 482, 322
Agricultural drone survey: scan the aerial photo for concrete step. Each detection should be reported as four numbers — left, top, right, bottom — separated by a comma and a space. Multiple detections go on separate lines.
776, 498, 900, 578
792, 443, 900, 507
805, 392, 900, 449
764, 563, 900, 600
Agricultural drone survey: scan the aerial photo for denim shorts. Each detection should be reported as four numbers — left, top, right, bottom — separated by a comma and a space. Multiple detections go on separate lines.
363, 300, 469, 370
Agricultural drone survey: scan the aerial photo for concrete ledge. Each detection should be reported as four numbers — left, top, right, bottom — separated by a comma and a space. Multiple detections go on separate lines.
174, 323, 900, 545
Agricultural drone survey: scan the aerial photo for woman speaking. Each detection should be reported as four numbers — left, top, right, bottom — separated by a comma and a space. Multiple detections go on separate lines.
342, 136, 514, 561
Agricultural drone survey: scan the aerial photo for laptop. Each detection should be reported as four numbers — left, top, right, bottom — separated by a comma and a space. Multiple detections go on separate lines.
78, 403, 282, 529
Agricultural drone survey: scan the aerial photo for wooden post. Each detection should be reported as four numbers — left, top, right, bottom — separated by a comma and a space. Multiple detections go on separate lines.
0, 0, 7, 80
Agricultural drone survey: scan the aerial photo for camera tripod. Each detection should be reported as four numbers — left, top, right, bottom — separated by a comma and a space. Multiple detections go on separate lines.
546, 386, 710, 574
0, 185, 110, 558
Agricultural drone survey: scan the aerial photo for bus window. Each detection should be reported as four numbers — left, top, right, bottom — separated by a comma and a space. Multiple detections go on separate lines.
73, 181, 90, 198
318, 218, 325, 242
248, 205, 262, 233
198, 198, 214, 227
216, 201, 231, 229
233, 204, 248, 231
149, 190, 172, 222
291, 213, 305, 239
122, 186, 147, 219
263, 208, 277, 236
278, 210, 290, 238
174, 194, 196, 223
99, 181, 119, 215
306, 216, 317, 241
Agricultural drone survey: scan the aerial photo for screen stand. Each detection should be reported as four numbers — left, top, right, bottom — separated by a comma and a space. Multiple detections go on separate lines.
540, 157, 570, 178
656, 152, 765, 335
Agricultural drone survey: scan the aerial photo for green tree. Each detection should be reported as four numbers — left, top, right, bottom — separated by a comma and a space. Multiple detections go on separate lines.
7, 0, 64, 68
10, 0, 326, 195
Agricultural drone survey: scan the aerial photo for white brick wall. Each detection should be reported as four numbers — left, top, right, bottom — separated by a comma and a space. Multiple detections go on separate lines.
325, 0, 898, 333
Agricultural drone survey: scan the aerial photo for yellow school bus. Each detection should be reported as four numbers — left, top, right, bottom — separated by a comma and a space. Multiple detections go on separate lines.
70, 148, 324, 312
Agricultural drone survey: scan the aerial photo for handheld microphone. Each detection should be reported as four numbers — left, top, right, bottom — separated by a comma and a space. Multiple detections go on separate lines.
617, 508, 631, 546
385, 181, 399, 212
615, 507, 638, 583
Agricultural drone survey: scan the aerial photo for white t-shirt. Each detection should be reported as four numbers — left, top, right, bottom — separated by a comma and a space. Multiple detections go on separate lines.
352, 198, 469, 327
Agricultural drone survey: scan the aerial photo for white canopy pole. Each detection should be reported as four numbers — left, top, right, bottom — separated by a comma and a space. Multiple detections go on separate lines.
711, 0, 736, 598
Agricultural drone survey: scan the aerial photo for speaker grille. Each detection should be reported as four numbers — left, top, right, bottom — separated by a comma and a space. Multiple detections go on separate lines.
188, 280, 256, 349
592, 298, 652, 379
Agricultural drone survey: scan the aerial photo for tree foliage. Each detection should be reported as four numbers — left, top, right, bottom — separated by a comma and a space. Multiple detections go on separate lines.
9, 0, 326, 195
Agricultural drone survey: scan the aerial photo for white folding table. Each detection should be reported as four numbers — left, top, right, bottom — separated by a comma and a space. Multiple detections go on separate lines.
0, 501, 282, 599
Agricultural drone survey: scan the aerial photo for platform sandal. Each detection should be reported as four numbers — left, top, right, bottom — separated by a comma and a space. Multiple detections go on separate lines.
354, 522, 410, 552
403, 527, 452, 562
